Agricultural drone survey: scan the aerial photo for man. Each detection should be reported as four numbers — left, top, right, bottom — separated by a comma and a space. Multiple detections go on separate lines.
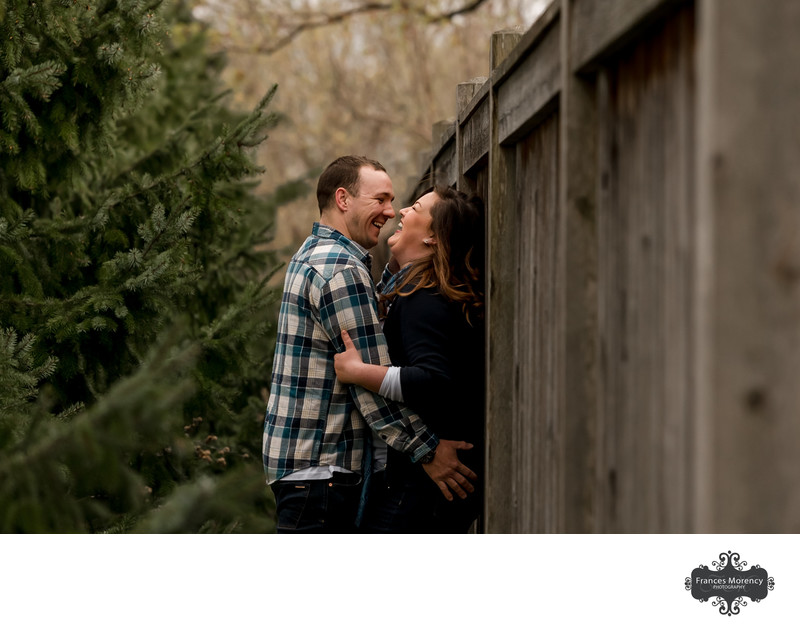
263, 155, 476, 533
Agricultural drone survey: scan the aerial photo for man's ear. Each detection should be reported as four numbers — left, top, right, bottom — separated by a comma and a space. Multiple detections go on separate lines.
334, 187, 349, 211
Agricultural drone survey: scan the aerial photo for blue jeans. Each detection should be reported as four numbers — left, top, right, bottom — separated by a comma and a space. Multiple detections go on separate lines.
271, 472, 362, 533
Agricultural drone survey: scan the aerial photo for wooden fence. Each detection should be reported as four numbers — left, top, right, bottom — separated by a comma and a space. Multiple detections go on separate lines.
407, 0, 800, 533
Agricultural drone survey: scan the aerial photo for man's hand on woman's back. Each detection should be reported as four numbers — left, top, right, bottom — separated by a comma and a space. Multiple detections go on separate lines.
422, 439, 477, 501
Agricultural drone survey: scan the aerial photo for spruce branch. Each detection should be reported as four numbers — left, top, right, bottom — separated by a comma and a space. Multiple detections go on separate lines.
93, 85, 279, 220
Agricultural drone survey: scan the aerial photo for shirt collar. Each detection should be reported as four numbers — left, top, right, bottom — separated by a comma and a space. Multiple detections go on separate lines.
313, 222, 372, 268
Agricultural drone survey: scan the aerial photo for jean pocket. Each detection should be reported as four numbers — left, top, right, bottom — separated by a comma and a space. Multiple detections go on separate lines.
272, 482, 313, 531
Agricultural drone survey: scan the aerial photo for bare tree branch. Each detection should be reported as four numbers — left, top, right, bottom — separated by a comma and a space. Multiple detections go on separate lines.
257, 3, 392, 56
428, 0, 491, 22
221, 0, 491, 57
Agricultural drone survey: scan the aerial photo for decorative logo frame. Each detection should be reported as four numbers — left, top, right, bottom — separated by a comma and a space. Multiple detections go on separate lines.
686, 551, 775, 615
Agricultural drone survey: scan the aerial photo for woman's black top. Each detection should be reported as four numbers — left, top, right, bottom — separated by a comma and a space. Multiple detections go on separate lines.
381, 285, 485, 529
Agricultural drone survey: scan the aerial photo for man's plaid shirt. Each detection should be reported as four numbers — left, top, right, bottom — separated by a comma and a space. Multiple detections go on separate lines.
262, 223, 438, 483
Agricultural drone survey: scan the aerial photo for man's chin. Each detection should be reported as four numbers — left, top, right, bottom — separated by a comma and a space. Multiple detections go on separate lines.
368, 231, 384, 248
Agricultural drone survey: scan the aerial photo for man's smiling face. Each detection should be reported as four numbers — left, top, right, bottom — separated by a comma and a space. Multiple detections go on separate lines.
343, 166, 395, 249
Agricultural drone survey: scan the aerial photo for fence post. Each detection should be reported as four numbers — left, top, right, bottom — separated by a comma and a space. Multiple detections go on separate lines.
560, 0, 600, 533
484, 28, 523, 533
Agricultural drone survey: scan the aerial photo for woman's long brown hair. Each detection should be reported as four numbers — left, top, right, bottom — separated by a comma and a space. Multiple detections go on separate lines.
381, 186, 485, 325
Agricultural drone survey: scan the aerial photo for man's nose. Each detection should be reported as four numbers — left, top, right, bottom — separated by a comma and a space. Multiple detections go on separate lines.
383, 203, 395, 218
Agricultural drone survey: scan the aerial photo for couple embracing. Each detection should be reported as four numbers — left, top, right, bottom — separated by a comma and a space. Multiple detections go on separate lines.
262, 155, 485, 533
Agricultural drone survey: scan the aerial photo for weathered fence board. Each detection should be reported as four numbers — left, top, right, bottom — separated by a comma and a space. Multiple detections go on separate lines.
460, 97, 490, 174
695, 0, 800, 533
433, 130, 457, 188
513, 113, 562, 532
497, 20, 561, 144
571, 0, 690, 71
596, 5, 696, 532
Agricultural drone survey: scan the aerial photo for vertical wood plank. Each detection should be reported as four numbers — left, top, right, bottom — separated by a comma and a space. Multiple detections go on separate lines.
596, 5, 697, 532
696, 0, 800, 532
514, 114, 561, 532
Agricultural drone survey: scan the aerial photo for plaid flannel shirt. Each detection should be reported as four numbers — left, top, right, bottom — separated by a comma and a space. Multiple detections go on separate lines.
262, 223, 438, 483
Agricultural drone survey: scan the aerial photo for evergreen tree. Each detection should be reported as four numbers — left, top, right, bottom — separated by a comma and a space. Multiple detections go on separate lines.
0, 0, 305, 532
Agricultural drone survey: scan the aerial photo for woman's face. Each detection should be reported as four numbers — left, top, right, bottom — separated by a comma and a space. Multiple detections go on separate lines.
387, 191, 438, 267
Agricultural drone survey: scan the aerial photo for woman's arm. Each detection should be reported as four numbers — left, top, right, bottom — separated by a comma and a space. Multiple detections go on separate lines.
334, 330, 389, 393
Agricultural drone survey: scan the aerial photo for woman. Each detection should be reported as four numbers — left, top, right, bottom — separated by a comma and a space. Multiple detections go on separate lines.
334, 185, 485, 533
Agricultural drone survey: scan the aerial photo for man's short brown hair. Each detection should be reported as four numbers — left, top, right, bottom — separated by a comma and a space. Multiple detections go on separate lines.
316, 155, 387, 214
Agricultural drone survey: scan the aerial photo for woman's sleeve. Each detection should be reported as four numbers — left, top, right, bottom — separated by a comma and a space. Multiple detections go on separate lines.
378, 366, 404, 401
